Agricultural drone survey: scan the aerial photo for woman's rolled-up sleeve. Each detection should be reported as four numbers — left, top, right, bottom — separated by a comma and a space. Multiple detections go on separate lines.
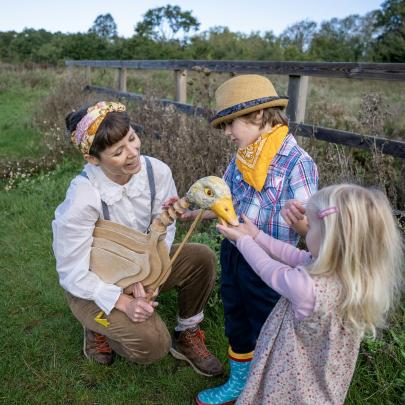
52, 178, 122, 314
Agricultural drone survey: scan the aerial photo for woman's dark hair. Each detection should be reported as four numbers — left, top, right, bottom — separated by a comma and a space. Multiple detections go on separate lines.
65, 107, 131, 157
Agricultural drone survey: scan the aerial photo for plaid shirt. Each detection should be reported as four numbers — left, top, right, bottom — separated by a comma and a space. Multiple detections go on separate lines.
224, 134, 318, 246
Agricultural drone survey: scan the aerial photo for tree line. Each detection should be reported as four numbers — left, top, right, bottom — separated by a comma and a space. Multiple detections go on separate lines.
0, 1, 404, 65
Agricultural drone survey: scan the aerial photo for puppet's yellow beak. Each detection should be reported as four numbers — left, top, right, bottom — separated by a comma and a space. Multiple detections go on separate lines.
210, 196, 239, 226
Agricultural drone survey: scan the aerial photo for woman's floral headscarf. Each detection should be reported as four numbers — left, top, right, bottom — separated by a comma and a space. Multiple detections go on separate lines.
71, 101, 126, 154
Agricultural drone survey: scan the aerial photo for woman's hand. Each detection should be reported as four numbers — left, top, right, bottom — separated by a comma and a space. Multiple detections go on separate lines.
124, 297, 158, 323
162, 196, 216, 222
281, 200, 306, 225
116, 283, 158, 323
216, 214, 259, 241
132, 281, 159, 302
161, 196, 179, 210
162, 196, 193, 222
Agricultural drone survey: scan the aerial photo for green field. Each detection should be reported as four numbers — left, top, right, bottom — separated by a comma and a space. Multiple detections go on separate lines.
0, 67, 404, 404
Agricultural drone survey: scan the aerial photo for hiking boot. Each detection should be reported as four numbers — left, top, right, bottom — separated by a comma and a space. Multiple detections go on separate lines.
83, 327, 114, 365
170, 327, 223, 377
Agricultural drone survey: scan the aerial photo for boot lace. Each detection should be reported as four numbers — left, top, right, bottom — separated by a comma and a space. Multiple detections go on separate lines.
94, 332, 112, 354
185, 329, 211, 359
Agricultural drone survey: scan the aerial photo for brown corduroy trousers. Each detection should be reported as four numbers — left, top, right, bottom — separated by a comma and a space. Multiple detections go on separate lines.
65, 243, 217, 364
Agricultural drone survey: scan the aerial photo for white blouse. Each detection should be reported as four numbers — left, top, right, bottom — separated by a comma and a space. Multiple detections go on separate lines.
52, 155, 178, 314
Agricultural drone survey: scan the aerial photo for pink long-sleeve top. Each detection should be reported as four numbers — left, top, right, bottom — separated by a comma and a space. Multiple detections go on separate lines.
236, 231, 316, 320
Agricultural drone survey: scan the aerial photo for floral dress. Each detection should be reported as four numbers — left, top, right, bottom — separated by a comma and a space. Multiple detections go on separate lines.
236, 275, 363, 405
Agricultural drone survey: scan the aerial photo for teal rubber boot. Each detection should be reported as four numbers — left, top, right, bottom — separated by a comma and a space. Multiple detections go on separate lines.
196, 356, 252, 405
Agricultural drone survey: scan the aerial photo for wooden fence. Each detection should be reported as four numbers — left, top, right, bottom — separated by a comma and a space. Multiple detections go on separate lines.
65, 60, 405, 159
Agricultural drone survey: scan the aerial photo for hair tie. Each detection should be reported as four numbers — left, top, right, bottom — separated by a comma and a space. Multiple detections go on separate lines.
71, 101, 126, 155
317, 206, 339, 219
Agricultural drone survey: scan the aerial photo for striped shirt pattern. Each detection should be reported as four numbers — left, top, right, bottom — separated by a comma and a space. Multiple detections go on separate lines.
224, 134, 318, 246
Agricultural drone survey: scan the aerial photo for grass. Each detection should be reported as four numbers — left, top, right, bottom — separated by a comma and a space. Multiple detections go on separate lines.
0, 66, 404, 404
0, 69, 56, 160
0, 160, 228, 405
1, 161, 404, 404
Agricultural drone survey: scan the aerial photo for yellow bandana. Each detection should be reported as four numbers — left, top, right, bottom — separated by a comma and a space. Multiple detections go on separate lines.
236, 124, 289, 192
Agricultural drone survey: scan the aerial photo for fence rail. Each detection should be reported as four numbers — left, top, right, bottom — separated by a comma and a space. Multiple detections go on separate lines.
86, 85, 405, 159
67, 60, 405, 159
66, 60, 405, 81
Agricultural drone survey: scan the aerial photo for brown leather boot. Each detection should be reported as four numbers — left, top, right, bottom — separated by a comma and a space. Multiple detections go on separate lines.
170, 327, 223, 377
83, 327, 114, 365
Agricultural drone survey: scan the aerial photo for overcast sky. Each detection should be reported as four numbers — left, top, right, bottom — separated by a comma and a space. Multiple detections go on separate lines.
0, 0, 383, 37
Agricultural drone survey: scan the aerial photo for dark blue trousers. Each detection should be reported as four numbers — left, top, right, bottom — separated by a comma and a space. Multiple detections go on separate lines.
220, 238, 281, 353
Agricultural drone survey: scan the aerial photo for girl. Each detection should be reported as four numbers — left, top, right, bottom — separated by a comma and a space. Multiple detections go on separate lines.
52, 101, 223, 376
215, 184, 403, 404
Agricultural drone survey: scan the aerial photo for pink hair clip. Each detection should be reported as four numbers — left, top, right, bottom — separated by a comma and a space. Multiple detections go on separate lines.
317, 206, 339, 219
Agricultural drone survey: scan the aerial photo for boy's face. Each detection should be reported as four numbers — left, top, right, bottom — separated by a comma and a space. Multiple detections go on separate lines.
222, 117, 263, 149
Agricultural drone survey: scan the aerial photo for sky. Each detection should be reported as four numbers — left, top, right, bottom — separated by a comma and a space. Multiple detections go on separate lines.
0, 0, 383, 37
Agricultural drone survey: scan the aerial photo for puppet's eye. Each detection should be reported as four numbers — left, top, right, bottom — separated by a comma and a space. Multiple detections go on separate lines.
204, 187, 214, 197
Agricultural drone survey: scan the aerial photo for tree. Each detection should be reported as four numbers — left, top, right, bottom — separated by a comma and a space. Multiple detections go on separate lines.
373, 0, 405, 61
135, 4, 200, 41
89, 13, 118, 39
308, 15, 371, 61
281, 20, 317, 53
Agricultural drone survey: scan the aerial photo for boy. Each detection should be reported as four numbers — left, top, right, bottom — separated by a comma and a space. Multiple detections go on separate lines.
196, 74, 318, 405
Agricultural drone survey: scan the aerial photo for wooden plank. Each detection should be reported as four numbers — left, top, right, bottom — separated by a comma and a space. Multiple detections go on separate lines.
85, 85, 210, 118
175, 69, 187, 103
66, 60, 405, 81
85, 85, 405, 159
289, 123, 405, 159
286, 75, 308, 123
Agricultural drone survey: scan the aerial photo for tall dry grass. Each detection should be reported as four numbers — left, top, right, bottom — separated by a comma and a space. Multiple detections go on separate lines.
3, 68, 404, 218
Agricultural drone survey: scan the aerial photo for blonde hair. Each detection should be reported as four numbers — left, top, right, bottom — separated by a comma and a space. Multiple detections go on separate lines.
306, 184, 403, 336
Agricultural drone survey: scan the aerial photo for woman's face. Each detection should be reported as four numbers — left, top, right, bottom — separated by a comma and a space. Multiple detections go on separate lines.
90, 126, 142, 184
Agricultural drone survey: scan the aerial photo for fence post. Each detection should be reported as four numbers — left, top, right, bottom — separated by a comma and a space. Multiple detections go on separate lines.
175, 69, 187, 103
286, 75, 309, 123
117, 67, 127, 92
85, 66, 91, 86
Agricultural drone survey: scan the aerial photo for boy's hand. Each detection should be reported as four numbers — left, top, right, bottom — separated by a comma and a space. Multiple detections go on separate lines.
281, 200, 306, 225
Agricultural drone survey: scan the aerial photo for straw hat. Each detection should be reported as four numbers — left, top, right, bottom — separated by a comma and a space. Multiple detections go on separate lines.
210, 74, 288, 128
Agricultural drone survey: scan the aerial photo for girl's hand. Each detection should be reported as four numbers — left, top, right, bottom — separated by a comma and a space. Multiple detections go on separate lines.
239, 214, 260, 239
281, 200, 306, 225
216, 223, 245, 241
217, 214, 260, 241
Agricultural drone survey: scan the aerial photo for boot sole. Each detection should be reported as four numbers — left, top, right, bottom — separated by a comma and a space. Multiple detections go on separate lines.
195, 396, 236, 405
169, 347, 221, 377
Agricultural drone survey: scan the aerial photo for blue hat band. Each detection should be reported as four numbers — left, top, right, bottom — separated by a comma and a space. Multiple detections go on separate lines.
210, 96, 288, 123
